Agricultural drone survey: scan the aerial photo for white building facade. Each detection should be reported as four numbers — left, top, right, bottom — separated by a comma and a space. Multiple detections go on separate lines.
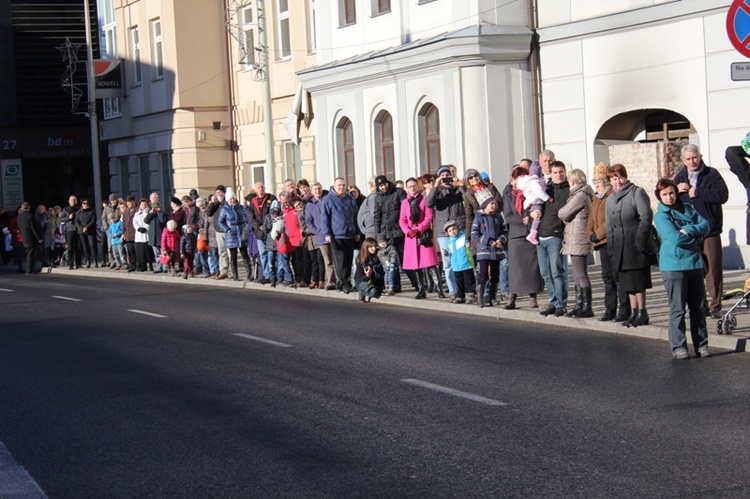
537, 0, 750, 264
298, 0, 538, 188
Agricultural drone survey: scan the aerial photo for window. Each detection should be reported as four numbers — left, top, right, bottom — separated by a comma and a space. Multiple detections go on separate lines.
151, 18, 164, 79
336, 118, 356, 187
339, 0, 356, 27
161, 152, 174, 199
374, 111, 394, 179
418, 104, 441, 174
307, 0, 317, 52
119, 157, 130, 196
240, 5, 256, 67
283, 141, 300, 182
277, 0, 291, 59
103, 97, 121, 119
139, 155, 151, 195
130, 27, 142, 84
372, 0, 391, 15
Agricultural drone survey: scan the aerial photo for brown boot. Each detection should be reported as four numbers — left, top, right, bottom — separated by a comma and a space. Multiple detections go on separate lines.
504, 293, 517, 310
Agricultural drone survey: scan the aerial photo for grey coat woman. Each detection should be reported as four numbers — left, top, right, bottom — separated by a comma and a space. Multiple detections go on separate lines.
557, 170, 594, 317
605, 163, 654, 328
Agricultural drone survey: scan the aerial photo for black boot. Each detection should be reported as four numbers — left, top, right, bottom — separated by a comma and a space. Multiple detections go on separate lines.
429, 267, 446, 299
628, 308, 649, 327
426, 268, 436, 293
415, 270, 427, 299
243, 257, 252, 281
577, 287, 595, 318
504, 293, 516, 310
614, 308, 633, 322
232, 261, 239, 281
622, 309, 638, 327
598, 309, 616, 321
478, 283, 487, 308
567, 286, 582, 317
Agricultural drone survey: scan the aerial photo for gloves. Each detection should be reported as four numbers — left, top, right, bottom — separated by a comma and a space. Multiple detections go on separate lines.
137, 227, 147, 233
590, 233, 599, 243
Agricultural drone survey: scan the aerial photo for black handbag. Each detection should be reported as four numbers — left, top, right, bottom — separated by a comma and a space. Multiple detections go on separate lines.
417, 228, 434, 247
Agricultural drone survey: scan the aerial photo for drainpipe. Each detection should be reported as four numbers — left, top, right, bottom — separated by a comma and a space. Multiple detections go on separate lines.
528, 0, 543, 154
224, 0, 238, 192
258, 0, 276, 191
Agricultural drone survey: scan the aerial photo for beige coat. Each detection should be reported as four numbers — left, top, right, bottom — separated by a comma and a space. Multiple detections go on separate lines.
558, 183, 594, 256
586, 186, 611, 249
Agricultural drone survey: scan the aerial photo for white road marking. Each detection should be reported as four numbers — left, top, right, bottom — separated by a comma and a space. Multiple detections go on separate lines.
127, 309, 167, 318
0, 440, 47, 498
401, 379, 508, 406
232, 333, 293, 348
0, 288, 14, 292
51, 295, 82, 302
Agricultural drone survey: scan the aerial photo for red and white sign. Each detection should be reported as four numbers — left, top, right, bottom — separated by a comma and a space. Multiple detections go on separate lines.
727, 0, 750, 58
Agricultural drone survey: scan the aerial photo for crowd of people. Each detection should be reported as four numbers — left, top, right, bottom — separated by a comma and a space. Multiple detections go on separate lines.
1, 144, 735, 359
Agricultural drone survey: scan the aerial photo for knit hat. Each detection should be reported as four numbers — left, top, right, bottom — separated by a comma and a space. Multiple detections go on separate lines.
195, 197, 206, 207
377, 233, 387, 243
475, 187, 493, 209
152, 202, 161, 209
225, 187, 236, 201
443, 220, 458, 232
480, 172, 489, 181
480, 196, 495, 210
464, 168, 481, 183
182, 224, 190, 233
593, 161, 608, 181
216, 185, 226, 193
166, 220, 177, 230
108, 193, 117, 202
375, 175, 388, 188
436, 165, 452, 177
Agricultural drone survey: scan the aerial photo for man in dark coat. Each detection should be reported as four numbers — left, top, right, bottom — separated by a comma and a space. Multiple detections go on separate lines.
246, 182, 277, 283
121, 195, 137, 271
532, 159, 570, 317
427, 165, 466, 297
674, 143, 729, 318
60, 195, 80, 269
373, 174, 412, 290
17, 202, 43, 274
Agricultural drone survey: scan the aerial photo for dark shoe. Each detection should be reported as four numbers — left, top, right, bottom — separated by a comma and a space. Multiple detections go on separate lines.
710, 310, 723, 319
598, 310, 616, 322
627, 309, 650, 328
478, 284, 487, 308
342, 285, 351, 294
553, 307, 567, 317
619, 310, 637, 325
566, 286, 582, 317
539, 304, 556, 316
504, 293, 517, 310
325, 284, 337, 291
271, 279, 277, 288
576, 287, 595, 318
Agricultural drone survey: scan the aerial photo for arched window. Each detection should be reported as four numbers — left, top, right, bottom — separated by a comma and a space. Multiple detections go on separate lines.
336, 117, 356, 187
418, 103, 441, 174
374, 110, 395, 180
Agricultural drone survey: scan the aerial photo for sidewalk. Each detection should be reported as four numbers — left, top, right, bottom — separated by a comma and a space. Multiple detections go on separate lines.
8, 263, 750, 354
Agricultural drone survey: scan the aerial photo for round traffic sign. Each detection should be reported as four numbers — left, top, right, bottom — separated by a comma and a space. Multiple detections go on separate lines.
727, 0, 750, 58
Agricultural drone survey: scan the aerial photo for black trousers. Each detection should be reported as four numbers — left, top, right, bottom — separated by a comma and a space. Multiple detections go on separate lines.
78, 233, 96, 265
135, 242, 149, 270
125, 241, 136, 269
330, 238, 355, 288
65, 231, 79, 267
310, 248, 324, 282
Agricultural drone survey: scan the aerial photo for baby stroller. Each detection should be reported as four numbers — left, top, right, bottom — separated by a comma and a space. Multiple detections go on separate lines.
716, 276, 750, 335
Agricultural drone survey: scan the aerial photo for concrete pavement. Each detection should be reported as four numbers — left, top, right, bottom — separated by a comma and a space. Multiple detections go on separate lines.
9, 262, 750, 354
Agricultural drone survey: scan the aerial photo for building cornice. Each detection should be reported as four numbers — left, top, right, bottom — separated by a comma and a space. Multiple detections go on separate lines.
298, 25, 532, 93
537, 0, 729, 43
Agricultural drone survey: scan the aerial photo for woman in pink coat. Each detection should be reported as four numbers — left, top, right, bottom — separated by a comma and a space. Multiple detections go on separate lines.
399, 177, 439, 299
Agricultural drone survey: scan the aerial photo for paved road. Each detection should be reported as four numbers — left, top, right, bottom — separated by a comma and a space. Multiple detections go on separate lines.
1, 273, 750, 497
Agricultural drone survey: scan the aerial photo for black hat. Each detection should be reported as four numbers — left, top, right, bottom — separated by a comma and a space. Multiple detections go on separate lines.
377, 233, 387, 243
216, 185, 226, 193
375, 175, 388, 188
108, 193, 118, 202
126, 195, 136, 202
171, 196, 182, 206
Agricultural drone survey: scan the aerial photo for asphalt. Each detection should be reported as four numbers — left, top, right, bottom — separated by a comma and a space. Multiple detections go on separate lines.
5, 261, 750, 354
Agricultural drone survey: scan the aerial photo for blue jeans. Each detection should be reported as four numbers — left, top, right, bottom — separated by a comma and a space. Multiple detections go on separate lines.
537, 237, 568, 308
662, 269, 709, 353
384, 265, 395, 287
208, 247, 219, 275
437, 236, 457, 295
257, 240, 273, 279
499, 252, 509, 296
195, 250, 209, 275
276, 252, 293, 281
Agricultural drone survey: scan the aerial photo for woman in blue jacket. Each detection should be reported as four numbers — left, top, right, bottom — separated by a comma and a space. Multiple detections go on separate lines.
218, 188, 246, 281
654, 178, 711, 360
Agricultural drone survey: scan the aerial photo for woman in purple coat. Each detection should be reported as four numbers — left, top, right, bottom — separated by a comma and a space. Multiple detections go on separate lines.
399, 177, 440, 299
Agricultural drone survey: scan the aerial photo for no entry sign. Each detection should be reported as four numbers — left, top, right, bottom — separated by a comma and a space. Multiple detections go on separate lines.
727, 0, 750, 58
